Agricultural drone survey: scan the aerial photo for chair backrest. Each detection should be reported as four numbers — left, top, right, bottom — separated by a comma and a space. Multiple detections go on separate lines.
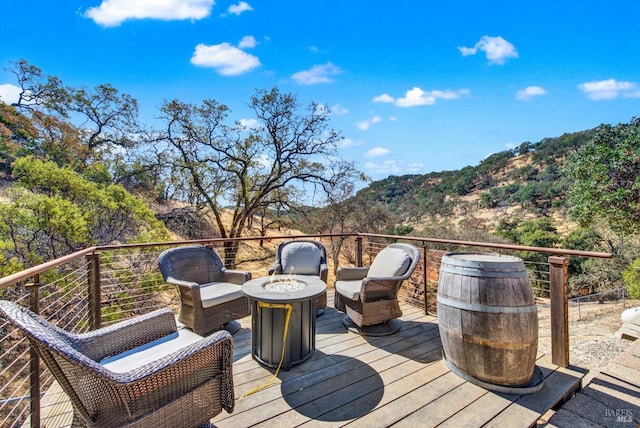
367, 243, 421, 279
158, 245, 226, 284
0, 301, 100, 366
276, 240, 327, 276
0, 300, 104, 423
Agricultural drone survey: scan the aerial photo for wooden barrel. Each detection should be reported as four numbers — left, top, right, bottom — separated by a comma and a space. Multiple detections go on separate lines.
437, 253, 538, 387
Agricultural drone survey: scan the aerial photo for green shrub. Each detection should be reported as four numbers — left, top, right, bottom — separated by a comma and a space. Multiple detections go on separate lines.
622, 258, 640, 299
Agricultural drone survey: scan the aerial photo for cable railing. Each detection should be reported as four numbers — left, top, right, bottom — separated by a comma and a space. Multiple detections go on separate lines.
0, 233, 613, 427
570, 287, 628, 320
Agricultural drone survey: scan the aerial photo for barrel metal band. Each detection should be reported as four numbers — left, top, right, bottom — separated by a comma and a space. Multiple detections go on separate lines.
437, 295, 537, 314
439, 265, 529, 278
442, 353, 545, 395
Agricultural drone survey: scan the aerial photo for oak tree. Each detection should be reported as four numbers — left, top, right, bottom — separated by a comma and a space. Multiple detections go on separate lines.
157, 87, 362, 266
565, 117, 640, 235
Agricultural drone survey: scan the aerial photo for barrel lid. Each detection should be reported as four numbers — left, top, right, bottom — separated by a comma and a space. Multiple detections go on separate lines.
441, 252, 526, 273
444, 253, 522, 263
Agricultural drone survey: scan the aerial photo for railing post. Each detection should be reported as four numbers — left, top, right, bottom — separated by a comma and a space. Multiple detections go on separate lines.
27, 274, 42, 428
549, 256, 569, 368
355, 236, 363, 267
87, 253, 102, 330
422, 245, 429, 315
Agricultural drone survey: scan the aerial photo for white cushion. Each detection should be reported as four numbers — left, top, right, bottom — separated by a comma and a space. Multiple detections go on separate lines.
101, 329, 202, 373
199, 282, 244, 308
281, 242, 322, 275
335, 280, 362, 301
367, 247, 411, 278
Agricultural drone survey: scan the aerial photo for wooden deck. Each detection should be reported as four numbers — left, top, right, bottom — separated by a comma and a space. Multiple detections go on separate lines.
543, 337, 640, 427
212, 289, 584, 428
34, 289, 588, 428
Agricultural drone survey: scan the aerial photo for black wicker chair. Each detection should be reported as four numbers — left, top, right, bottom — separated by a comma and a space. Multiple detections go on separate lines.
0, 300, 234, 428
158, 246, 251, 335
268, 239, 329, 315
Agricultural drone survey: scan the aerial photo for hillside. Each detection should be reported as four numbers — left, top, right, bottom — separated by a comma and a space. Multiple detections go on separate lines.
145, 127, 598, 243
355, 128, 597, 234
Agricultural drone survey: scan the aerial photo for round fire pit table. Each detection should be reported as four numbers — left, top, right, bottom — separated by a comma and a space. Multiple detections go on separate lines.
242, 275, 326, 371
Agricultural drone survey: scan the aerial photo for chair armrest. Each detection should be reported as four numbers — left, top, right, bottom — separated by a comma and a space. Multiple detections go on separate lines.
100, 330, 235, 414
359, 277, 400, 302
268, 263, 283, 276
73, 309, 178, 361
165, 277, 199, 289
319, 263, 329, 283
336, 266, 369, 281
224, 269, 252, 285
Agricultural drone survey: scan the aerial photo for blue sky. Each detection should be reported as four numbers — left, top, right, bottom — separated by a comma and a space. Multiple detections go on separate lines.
1, 0, 639, 180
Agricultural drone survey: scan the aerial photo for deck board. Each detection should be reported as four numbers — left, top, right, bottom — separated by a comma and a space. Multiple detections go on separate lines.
393, 380, 489, 427
35, 288, 587, 428
436, 390, 517, 428
544, 339, 640, 427
484, 362, 584, 427
212, 289, 584, 428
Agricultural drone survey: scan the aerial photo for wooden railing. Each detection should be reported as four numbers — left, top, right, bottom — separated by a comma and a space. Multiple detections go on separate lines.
0, 233, 612, 427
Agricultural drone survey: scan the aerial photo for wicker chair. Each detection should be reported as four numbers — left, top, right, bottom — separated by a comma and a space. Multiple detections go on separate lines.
0, 300, 234, 428
334, 243, 421, 336
268, 239, 328, 315
158, 246, 251, 335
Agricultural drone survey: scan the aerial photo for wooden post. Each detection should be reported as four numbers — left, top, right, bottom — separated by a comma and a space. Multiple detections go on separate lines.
549, 256, 569, 367
355, 236, 363, 267
27, 275, 41, 428
87, 253, 102, 330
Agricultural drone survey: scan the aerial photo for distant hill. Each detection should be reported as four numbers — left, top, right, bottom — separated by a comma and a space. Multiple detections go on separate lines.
355, 128, 598, 234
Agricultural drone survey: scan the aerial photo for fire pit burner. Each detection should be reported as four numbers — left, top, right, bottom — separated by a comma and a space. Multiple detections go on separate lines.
261, 278, 307, 293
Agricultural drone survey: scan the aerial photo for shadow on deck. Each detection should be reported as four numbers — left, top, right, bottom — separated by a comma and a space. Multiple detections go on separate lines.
34, 289, 587, 428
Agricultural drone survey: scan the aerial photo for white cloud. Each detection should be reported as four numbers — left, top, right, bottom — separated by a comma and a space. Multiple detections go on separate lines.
330, 104, 349, 115
578, 79, 640, 100
372, 93, 394, 103
430, 89, 469, 100
84, 0, 214, 27
356, 115, 382, 130
364, 160, 424, 176
239, 118, 260, 129
227, 1, 253, 15
238, 35, 257, 48
291, 62, 342, 85
365, 147, 390, 158
191, 42, 260, 75
407, 162, 424, 171
517, 86, 547, 100
314, 104, 331, 116
458, 46, 477, 57
375, 87, 469, 107
254, 153, 270, 168
396, 88, 432, 107
337, 137, 360, 148
459, 36, 518, 65
364, 160, 402, 175
0, 84, 22, 104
